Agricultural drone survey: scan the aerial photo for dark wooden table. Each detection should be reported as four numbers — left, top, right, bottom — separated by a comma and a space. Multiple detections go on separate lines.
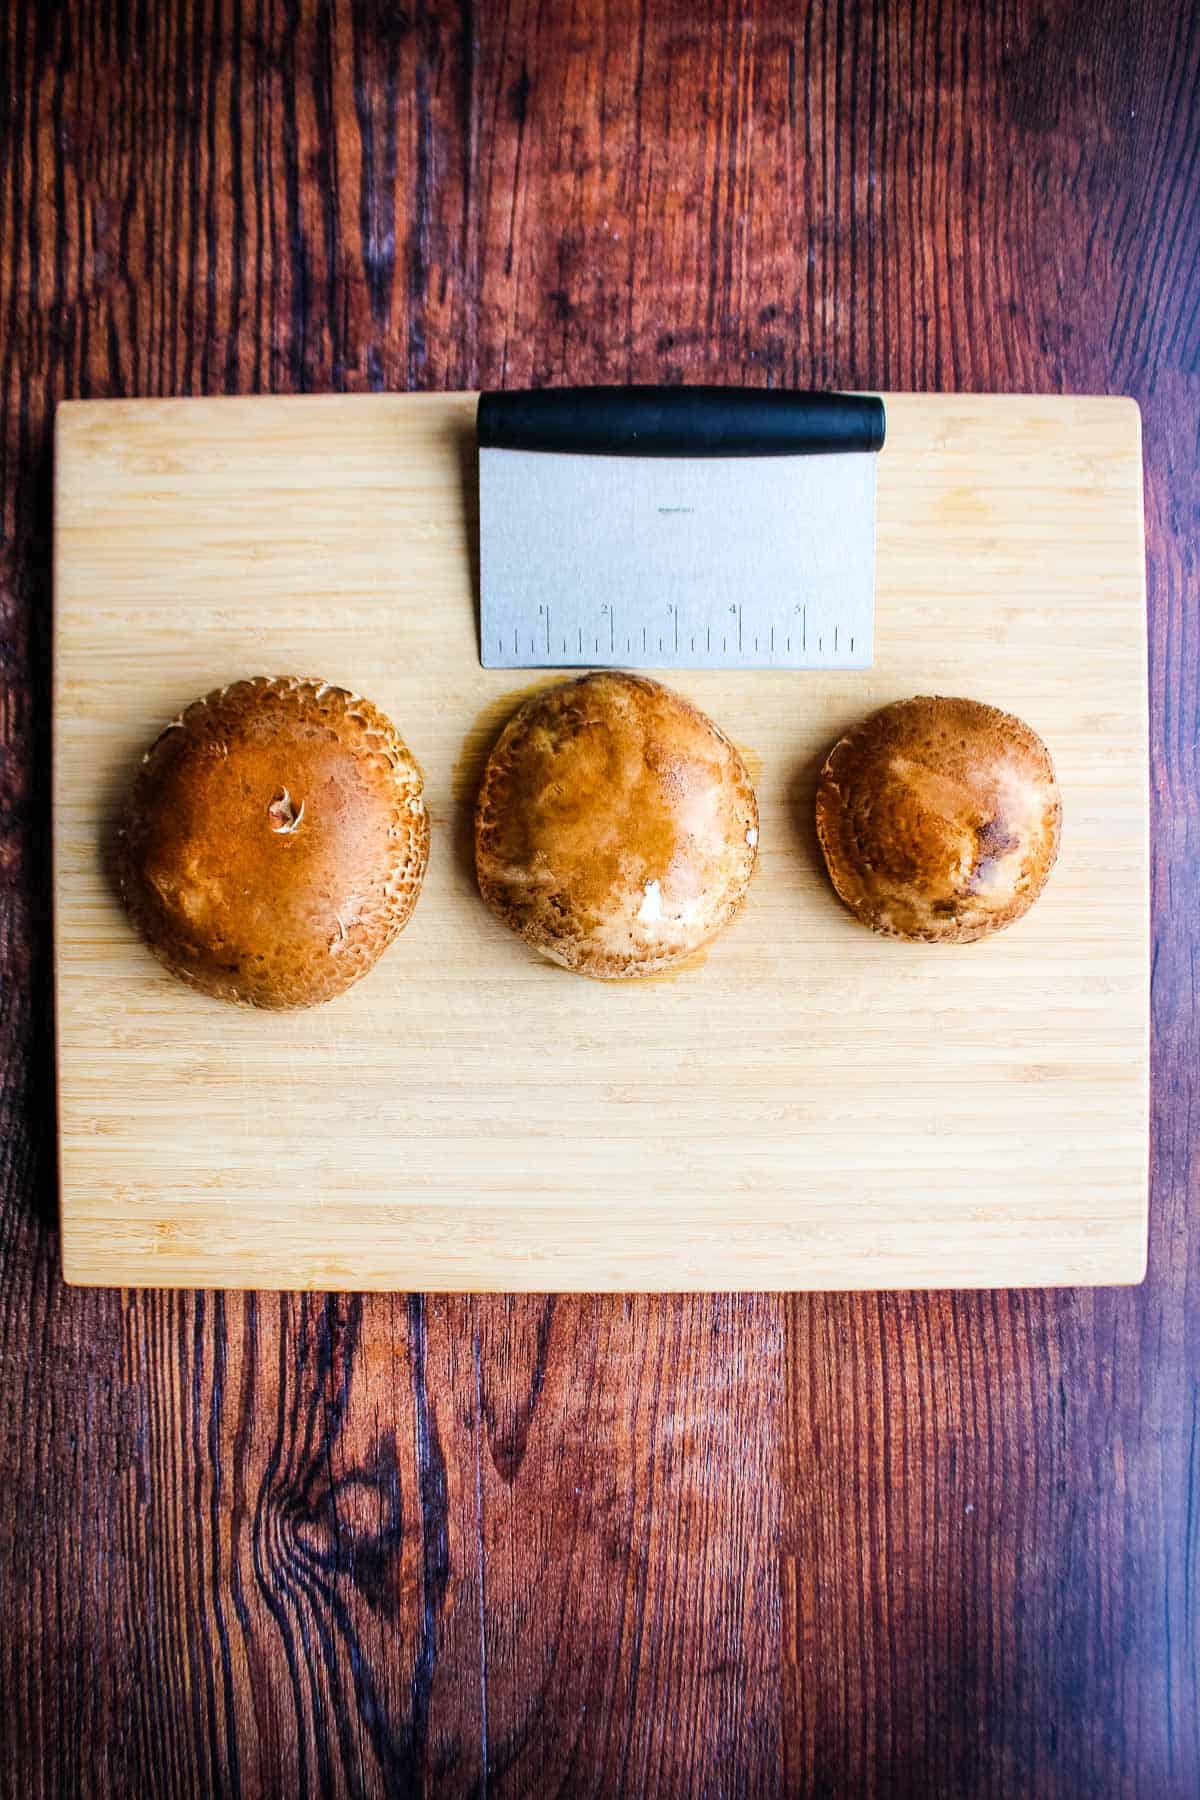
2, 3, 1197, 1794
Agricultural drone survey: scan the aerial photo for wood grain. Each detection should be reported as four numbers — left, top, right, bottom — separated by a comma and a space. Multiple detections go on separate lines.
2, 0, 1198, 1793
53, 390, 1148, 1292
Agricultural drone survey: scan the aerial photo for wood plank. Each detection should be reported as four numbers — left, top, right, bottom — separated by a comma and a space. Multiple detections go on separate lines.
54, 390, 1147, 1292
475, 1293, 782, 1789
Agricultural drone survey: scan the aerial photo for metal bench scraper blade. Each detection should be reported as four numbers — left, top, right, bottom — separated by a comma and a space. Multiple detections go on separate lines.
477, 386, 885, 671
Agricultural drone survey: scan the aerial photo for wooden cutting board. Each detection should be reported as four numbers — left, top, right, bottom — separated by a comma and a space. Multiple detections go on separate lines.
53, 393, 1148, 1291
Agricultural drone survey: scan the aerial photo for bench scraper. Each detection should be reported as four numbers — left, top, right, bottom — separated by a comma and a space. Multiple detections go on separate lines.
477, 386, 885, 671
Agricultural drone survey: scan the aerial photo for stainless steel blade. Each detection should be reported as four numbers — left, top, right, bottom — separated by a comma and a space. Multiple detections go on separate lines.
479, 447, 876, 669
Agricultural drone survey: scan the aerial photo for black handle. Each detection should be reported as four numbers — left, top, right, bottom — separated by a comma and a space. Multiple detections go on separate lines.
476, 385, 885, 457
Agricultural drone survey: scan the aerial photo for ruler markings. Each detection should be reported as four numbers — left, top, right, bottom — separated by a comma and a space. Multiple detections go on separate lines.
489, 598, 866, 670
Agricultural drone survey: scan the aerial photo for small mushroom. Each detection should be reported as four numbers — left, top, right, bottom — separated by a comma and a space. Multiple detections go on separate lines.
815, 695, 1061, 943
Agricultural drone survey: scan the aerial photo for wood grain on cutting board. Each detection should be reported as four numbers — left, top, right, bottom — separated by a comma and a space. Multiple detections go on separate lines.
52, 392, 1147, 1290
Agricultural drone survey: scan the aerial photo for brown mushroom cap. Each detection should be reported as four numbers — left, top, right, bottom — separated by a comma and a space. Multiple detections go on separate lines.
815, 695, 1061, 943
113, 676, 429, 1007
475, 672, 759, 978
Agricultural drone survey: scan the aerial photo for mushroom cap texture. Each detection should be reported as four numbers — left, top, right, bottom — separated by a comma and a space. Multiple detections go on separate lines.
113, 676, 429, 1007
815, 694, 1061, 944
475, 672, 759, 979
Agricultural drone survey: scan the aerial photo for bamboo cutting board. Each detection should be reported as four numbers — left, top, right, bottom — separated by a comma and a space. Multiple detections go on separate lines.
53, 393, 1148, 1291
